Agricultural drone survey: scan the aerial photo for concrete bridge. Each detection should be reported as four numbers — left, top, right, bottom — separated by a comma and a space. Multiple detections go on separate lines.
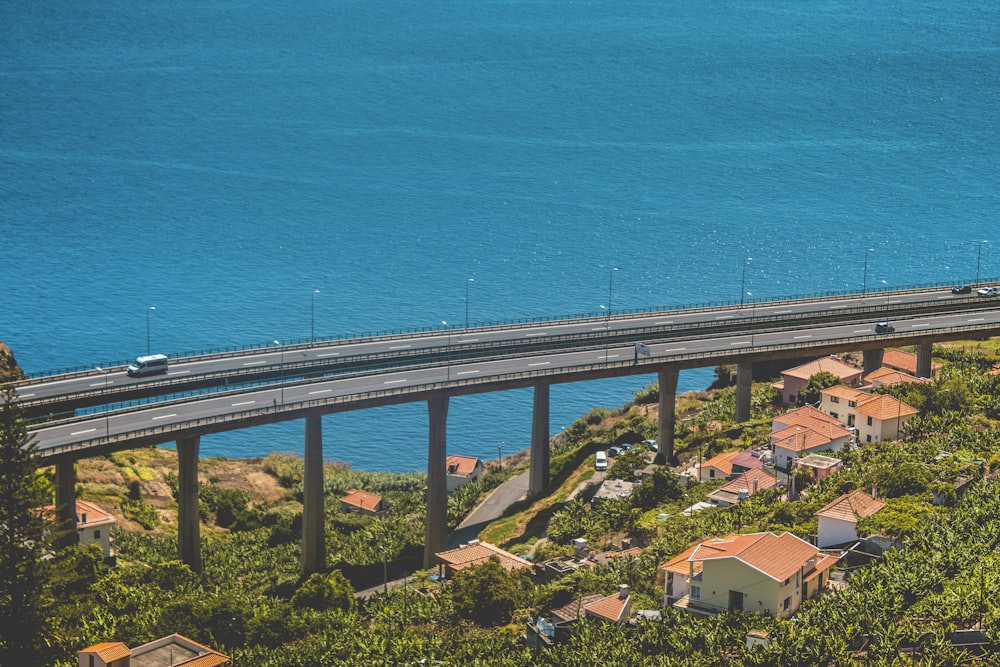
18, 284, 1000, 574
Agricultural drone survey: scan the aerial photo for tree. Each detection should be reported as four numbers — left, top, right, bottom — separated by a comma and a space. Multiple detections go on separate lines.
448, 556, 529, 627
291, 570, 357, 612
797, 371, 842, 406
0, 384, 54, 663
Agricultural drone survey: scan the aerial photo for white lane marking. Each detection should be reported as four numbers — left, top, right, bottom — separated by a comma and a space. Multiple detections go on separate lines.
731, 341, 750, 346
715, 315, 734, 320
20, 393, 35, 398
232, 400, 256, 407
151, 413, 177, 420
169, 370, 190, 375
662, 347, 687, 352
309, 389, 332, 395
773, 310, 792, 314
794, 335, 812, 339
71, 428, 96, 435
384, 379, 407, 385
243, 360, 267, 366
457, 370, 480, 375
459, 338, 479, 343
655, 320, 673, 325
911, 323, 930, 328
936, 295, 953, 300
968, 318, 985, 322
529, 361, 551, 367
606, 355, 620, 359
89, 382, 107, 387
524, 332, 547, 337
591, 327, 607, 331
829, 305, 848, 309
317, 352, 340, 358
854, 329, 871, 334
389, 345, 411, 350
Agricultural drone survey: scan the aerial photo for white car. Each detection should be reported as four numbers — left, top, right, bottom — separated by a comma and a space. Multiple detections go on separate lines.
977, 286, 998, 297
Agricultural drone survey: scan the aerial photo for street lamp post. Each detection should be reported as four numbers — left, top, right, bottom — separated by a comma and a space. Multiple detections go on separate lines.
441, 321, 451, 381
465, 278, 474, 328
497, 441, 503, 471
976, 240, 988, 284
311, 290, 320, 342
862, 247, 874, 295
740, 258, 752, 306
146, 306, 156, 355
95, 367, 110, 437
747, 292, 755, 347
273, 340, 284, 405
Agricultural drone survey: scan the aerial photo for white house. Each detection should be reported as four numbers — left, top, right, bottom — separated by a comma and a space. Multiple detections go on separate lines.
446, 454, 484, 494
44, 499, 116, 559
854, 394, 918, 444
770, 406, 852, 480
816, 490, 886, 548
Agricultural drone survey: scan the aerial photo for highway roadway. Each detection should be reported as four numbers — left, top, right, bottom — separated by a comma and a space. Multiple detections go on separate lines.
27, 294, 1000, 460
15, 285, 1000, 417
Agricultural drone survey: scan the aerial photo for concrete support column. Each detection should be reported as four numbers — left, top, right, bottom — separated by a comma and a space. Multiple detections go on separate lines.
916, 342, 933, 378
863, 349, 884, 376
54, 460, 77, 548
657, 367, 679, 463
302, 415, 326, 575
177, 436, 202, 573
424, 396, 449, 569
735, 362, 753, 423
528, 383, 551, 497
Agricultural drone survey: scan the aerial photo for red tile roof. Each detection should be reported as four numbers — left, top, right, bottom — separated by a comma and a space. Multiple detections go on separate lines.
817, 490, 886, 523
436, 541, 533, 574
445, 454, 480, 476
854, 394, 918, 421
881, 349, 941, 376
710, 468, 778, 499
771, 426, 837, 453
80, 642, 130, 662
584, 587, 631, 624
660, 543, 702, 577
782, 357, 862, 381
864, 367, 931, 386
690, 532, 821, 583
550, 594, 605, 623
821, 384, 869, 402
340, 488, 384, 513
702, 450, 741, 476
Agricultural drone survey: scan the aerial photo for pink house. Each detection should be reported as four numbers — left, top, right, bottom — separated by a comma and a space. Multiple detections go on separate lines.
771, 357, 863, 406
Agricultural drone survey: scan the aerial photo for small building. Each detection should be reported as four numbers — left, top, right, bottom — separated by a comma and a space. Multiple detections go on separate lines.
816, 490, 886, 548
794, 453, 842, 483
864, 366, 931, 390
771, 406, 853, 480
881, 349, 941, 379
339, 488, 389, 516
854, 394, 918, 444
445, 454, 484, 494
592, 478, 637, 504
78, 633, 228, 667
707, 468, 778, 507
527, 586, 631, 649
43, 499, 117, 560
699, 450, 742, 482
771, 357, 863, 406
435, 540, 533, 579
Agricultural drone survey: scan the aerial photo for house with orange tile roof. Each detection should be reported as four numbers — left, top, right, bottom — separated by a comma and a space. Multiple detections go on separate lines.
771, 356, 863, 406
864, 366, 931, 389
816, 490, 886, 548
661, 532, 839, 619
881, 349, 941, 378
435, 540, 533, 579
584, 584, 632, 624
699, 450, 742, 482
446, 454, 484, 494
770, 406, 853, 480
78, 634, 228, 667
526, 586, 631, 648
43, 499, 116, 559
706, 468, 779, 507
339, 488, 389, 516
854, 394, 918, 444
819, 384, 871, 428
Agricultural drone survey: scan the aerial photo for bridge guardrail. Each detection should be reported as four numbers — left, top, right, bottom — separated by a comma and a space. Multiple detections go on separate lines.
30, 319, 1000, 462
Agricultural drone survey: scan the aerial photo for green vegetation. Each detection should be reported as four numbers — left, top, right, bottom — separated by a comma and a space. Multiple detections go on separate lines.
4, 344, 1000, 665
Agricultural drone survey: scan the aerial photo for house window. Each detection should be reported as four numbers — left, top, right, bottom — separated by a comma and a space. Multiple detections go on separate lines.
709, 469, 715, 478
848, 400, 856, 407
867, 416, 873, 426
830, 396, 839, 404
830, 412, 839, 420
866, 434, 872, 443
783, 596, 792, 611
690, 585, 701, 600
93, 530, 101, 539
796, 571, 801, 589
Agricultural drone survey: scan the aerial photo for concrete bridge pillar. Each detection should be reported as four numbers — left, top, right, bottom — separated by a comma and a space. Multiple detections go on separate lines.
302, 415, 326, 575
177, 436, 202, 573
424, 396, 449, 569
916, 342, 933, 378
863, 349, 884, 376
54, 459, 77, 548
528, 383, 551, 497
657, 367, 678, 463
735, 362, 753, 423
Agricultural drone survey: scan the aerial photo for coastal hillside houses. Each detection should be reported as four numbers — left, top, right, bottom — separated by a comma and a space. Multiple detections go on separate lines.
772, 356, 863, 406
445, 454, 484, 494
706, 468, 778, 507
770, 406, 853, 479
43, 499, 116, 560
816, 490, 886, 548
78, 633, 228, 667
339, 488, 389, 516
864, 366, 931, 389
700, 447, 764, 482
661, 532, 838, 619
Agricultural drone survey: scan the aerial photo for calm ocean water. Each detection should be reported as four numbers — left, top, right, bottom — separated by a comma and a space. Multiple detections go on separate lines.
2, 1, 997, 470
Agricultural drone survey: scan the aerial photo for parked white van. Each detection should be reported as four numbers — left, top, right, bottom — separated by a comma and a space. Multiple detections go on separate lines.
127, 354, 169, 377
595, 451, 608, 471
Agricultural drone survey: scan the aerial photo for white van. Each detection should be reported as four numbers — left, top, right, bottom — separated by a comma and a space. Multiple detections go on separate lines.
127, 354, 169, 377
595, 451, 608, 471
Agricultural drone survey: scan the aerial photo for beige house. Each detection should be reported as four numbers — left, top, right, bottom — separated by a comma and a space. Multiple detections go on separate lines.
700, 450, 742, 482
661, 532, 838, 619
339, 488, 389, 516
78, 633, 228, 667
771, 357, 863, 406
855, 394, 918, 444
819, 384, 871, 428
43, 499, 116, 560
816, 490, 886, 548
446, 454, 484, 494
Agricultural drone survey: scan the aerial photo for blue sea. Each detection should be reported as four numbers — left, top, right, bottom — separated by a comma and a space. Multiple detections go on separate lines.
2, 1, 997, 471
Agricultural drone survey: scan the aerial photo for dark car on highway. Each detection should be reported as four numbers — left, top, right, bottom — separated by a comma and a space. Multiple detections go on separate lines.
952, 285, 971, 294
875, 321, 895, 334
